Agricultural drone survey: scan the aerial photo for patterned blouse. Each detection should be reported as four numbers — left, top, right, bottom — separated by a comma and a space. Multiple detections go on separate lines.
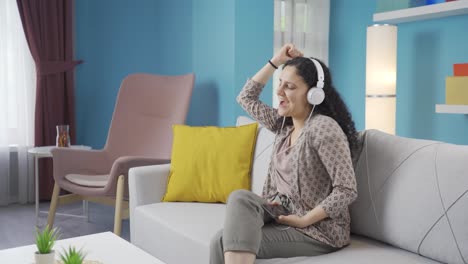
237, 79, 358, 248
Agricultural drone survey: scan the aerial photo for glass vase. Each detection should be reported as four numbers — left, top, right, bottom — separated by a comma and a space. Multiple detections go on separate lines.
56, 125, 71, 147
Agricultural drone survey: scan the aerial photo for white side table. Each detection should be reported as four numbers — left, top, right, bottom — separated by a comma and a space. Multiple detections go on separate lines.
28, 145, 91, 226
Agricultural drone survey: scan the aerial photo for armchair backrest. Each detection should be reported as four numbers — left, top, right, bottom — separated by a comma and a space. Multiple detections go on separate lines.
105, 73, 195, 160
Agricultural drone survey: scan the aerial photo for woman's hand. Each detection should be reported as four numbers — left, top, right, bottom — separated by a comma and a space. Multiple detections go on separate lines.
276, 214, 309, 228
277, 206, 328, 228
270, 44, 304, 67
250, 44, 303, 84
266, 200, 280, 206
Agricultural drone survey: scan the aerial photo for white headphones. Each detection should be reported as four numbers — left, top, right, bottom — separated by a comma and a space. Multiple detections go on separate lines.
306, 58, 325, 105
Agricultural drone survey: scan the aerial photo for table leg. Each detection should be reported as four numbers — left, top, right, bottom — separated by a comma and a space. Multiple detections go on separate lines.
35, 156, 39, 226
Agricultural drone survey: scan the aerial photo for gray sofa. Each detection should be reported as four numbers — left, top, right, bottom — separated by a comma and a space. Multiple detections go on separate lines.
129, 116, 468, 264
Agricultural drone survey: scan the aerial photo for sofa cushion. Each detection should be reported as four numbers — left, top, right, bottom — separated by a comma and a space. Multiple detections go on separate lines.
132, 202, 436, 264
163, 123, 258, 203
132, 201, 439, 264
257, 235, 440, 264
65, 173, 109, 187
132, 202, 226, 264
351, 130, 468, 264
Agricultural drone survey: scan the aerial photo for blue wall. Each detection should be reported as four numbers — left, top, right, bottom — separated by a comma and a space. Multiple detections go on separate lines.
234, 0, 274, 120
75, 0, 193, 148
330, 0, 468, 144
397, 15, 468, 143
329, 0, 376, 132
191, 0, 235, 127
75, 0, 273, 148
189, 0, 273, 127
77, 0, 468, 147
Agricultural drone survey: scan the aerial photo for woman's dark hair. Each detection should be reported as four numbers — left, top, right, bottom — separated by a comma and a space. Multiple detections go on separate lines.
281, 57, 358, 151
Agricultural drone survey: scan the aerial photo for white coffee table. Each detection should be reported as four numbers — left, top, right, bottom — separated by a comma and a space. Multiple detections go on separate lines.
0, 232, 165, 264
28, 145, 91, 226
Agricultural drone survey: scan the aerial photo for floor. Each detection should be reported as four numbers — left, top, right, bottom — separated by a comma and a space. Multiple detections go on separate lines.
0, 201, 129, 250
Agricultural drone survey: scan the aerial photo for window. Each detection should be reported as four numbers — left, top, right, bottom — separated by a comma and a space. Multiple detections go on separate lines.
0, 0, 36, 147
273, 0, 330, 107
0, 0, 36, 205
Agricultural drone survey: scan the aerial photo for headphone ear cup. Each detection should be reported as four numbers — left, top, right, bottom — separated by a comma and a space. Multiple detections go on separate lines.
307, 87, 325, 105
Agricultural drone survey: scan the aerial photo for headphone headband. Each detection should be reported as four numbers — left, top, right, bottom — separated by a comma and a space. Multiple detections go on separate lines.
309, 58, 324, 89
306, 57, 326, 105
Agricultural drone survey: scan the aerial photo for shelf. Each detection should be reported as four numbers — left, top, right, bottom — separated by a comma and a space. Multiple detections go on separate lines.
374, 1, 468, 24
435, 104, 468, 114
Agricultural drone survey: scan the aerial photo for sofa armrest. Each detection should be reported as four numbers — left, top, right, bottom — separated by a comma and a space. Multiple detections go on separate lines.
129, 163, 170, 240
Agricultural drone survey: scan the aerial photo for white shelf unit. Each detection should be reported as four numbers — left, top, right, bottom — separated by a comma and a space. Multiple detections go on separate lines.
435, 104, 468, 114
374, 1, 468, 23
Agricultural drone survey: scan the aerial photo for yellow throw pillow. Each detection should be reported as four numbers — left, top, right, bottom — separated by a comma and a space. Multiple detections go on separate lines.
162, 123, 258, 203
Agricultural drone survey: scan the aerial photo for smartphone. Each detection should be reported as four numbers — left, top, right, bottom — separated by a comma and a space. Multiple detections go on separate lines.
261, 203, 291, 219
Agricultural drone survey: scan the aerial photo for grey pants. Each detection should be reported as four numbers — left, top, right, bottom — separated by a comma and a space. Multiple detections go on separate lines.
209, 190, 337, 263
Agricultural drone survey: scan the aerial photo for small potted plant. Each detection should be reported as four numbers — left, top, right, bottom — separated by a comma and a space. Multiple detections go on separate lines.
59, 246, 86, 264
35, 225, 60, 264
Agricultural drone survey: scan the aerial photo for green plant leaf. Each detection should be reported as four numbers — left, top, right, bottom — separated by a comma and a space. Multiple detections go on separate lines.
59, 246, 87, 264
35, 225, 60, 254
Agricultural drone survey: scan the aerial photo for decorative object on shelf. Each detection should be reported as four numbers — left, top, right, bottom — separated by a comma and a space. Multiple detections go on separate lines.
426, 0, 445, 4
436, 62, 468, 114
35, 225, 60, 264
56, 125, 71, 147
376, 0, 425, 12
454, 63, 468, 76
445, 76, 468, 105
59, 246, 86, 264
445, 62, 468, 105
365, 24, 398, 135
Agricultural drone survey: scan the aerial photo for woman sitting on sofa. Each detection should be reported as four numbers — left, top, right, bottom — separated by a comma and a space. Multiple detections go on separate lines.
210, 44, 359, 264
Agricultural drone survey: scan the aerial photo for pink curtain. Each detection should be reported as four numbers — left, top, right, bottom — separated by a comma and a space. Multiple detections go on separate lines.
17, 0, 82, 200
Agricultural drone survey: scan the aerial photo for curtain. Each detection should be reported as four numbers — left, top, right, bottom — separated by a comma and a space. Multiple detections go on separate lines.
16, 0, 82, 200
0, 0, 36, 205
273, 0, 330, 107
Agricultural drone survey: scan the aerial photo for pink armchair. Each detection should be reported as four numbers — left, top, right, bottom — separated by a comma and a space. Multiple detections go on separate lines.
47, 73, 194, 235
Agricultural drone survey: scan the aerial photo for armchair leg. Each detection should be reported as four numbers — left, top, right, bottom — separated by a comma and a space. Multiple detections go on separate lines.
83, 200, 89, 222
113, 175, 124, 236
47, 183, 60, 228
